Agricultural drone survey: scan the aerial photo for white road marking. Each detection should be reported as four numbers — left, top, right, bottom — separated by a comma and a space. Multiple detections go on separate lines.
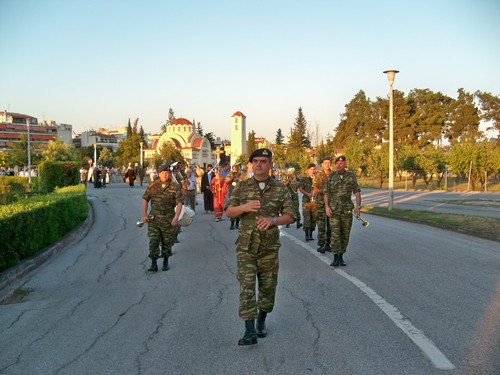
282, 231, 456, 371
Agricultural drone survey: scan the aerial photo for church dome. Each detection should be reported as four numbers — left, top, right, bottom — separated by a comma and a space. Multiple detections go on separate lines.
170, 118, 192, 125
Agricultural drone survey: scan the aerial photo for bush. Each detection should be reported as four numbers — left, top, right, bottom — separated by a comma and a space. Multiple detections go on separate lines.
38, 160, 80, 193
0, 185, 88, 272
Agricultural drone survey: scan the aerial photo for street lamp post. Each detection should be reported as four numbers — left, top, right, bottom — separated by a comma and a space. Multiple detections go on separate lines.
383, 69, 399, 210
26, 118, 31, 184
140, 142, 143, 168
93, 143, 97, 167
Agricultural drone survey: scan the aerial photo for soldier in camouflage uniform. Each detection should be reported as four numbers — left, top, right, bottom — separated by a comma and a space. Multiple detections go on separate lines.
313, 156, 332, 253
142, 164, 183, 272
324, 155, 361, 267
226, 148, 295, 346
298, 163, 317, 242
283, 168, 302, 229
225, 163, 242, 230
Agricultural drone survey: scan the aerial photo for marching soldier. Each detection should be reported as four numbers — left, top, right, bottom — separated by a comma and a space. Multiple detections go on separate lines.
324, 155, 361, 267
313, 156, 332, 253
282, 167, 302, 229
225, 163, 242, 230
141, 164, 183, 272
226, 148, 295, 346
298, 163, 317, 242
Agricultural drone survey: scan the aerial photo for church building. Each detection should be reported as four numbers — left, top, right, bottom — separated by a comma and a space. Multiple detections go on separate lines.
145, 111, 248, 167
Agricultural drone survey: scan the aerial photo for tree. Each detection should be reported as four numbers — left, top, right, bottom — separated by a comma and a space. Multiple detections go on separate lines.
314, 136, 336, 162
275, 128, 284, 145
139, 126, 146, 144
366, 143, 389, 188
290, 107, 310, 148
406, 89, 453, 147
285, 108, 311, 169
475, 90, 500, 133
447, 140, 500, 190
196, 122, 204, 136
161, 108, 176, 133
344, 137, 372, 177
98, 147, 114, 168
156, 141, 185, 166
8, 134, 42, 167
204, 132, 216, 149
132, 118, 139, 135
41, 139, 76, 162
247, 131, 257, 155
126, 118, 133, 137
447, 88, 481, 144
334, 90, 376, 148
114, 133, 142, 168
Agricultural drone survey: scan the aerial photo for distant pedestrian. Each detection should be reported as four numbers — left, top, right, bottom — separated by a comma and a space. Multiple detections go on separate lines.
125, 164, 136, 187
201, 164, 214, 213
184, 168, 197, 211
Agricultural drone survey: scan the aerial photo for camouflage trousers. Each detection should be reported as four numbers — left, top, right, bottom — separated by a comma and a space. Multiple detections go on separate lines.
290, 192, 301, 222
302, 202, 316, 231
316, 203, 331, 245
237, 246, 279, 320
147, 216, 176, 259
328, 208, 354, 254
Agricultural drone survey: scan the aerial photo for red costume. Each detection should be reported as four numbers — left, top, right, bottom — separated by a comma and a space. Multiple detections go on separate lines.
210, 173, 227, 221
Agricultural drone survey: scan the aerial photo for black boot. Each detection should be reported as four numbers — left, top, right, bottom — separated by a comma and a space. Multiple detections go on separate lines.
317, 244, 325, 254
148, 258, 158, 272
339, 253, 346, 266
324, 244, 332, 253
256, 311, 268, 338
330, 254, 340, 267
309, 230, 314, 241
235, 218, 240, 229
305, 231, 309, 241
230, 220, 235, 230
296, 220, 303, 229
238, 320, 258, 345
162, 257, 169, 271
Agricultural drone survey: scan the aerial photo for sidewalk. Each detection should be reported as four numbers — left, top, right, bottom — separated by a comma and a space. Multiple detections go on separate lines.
361, 189, 500, 218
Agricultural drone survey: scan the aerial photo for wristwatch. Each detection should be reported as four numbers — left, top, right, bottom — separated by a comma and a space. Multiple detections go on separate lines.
272, 217, 278, 225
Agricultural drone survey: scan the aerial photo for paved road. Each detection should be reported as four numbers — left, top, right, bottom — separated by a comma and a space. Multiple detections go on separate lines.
0, 184, 499, 374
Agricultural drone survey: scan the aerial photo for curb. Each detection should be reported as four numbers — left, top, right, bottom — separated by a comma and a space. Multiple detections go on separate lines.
0, 202, 95, 301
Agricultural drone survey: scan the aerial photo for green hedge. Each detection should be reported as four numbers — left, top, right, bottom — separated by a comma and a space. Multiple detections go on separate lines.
0, 185, 88, 272
38, 160, 80, 193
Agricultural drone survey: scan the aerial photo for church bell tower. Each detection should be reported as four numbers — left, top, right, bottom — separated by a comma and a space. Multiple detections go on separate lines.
230, 111, 247, 163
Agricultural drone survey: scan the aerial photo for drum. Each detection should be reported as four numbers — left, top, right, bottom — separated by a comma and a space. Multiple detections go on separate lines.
177, 205, 195, 227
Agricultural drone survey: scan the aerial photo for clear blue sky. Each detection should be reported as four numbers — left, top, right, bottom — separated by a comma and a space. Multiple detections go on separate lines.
1, 0, 499, 142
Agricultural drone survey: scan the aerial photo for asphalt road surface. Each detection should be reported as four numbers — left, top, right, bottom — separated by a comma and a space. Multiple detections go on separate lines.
1, 184, 499, 375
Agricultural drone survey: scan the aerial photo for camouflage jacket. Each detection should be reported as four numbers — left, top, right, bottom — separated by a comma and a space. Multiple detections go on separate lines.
299, 176, 313, 203
142, 178, 183, 218
229, 177, 295, 251
324, 171, 361, 210
312, 169, 330, 204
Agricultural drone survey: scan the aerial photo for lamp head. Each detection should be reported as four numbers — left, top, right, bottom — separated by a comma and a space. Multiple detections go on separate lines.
383, 70, 399, 85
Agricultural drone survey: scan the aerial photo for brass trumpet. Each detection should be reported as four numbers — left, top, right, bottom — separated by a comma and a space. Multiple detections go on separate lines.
136, 214, 155, 227
350, 211, 369, 227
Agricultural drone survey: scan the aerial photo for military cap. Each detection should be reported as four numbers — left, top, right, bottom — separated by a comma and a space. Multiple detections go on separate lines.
335, 155, 347, 163
158, 164, 169, 173
321, 156, 332, 162
249, 148, 273, 162
307, 163, 316, 169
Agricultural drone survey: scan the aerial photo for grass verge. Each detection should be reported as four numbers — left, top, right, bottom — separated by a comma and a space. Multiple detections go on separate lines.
363, 206, 500, 242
